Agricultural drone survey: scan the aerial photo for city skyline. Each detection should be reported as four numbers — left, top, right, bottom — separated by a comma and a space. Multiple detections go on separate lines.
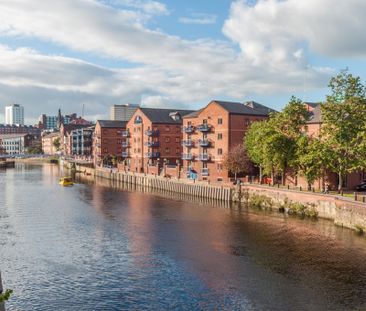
0, 0, 365, 124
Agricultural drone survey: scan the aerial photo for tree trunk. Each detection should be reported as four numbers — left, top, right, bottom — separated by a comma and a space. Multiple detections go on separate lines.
259, 165, 263, 184
271, 167, 274, 185
338, 172, 343, 193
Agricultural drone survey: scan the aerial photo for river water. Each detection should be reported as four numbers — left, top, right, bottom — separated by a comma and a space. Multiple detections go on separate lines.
2, 164, 366, 310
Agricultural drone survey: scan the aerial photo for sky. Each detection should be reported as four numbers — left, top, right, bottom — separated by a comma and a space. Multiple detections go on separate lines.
0, 0, 365, 124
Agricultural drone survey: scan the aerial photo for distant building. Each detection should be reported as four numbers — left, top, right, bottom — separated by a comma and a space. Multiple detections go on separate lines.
0, 133, 34, 155
110, 104, 139, 121
42, 132, 60, 155
59, 123, 91, 156
38, 114, 58, 130
0, 124, 40, 137
69, 126, 94, 157
5, 104, 24, 125
93, 120, 127, 167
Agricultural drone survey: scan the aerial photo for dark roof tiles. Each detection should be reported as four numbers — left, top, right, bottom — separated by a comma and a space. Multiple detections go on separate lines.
97, 120, 127, 128
140, 108, 195, 124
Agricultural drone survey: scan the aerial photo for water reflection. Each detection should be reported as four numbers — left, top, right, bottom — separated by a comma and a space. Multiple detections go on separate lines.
1, 164, 366, 310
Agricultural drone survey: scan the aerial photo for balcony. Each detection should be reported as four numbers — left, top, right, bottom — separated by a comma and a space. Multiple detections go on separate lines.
146, 152, 160, 158
122, 130, 130, 137
198, 154, 210, 161
201, 168, 209, 176
198, 139, 211, 147
145, 141, 160, 147
121, 151, 130, 158
145, 129, 160, 136
121, 141, 130, 148
182, 140, 194, 147
182, 125, 195, 133
197, 124, 211, 132
182, 153, 194, 160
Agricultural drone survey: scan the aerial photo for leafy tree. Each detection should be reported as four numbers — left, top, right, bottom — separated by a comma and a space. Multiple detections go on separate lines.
321, 70, 366, 191
52, 137, 61, 151
222, 144, 251, 181
295, 135, 328, 190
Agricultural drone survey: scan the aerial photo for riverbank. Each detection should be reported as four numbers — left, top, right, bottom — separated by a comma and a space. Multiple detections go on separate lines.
62, 159, 366, 233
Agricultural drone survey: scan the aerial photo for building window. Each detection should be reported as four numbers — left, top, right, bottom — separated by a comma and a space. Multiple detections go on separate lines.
203, 119, 207, 124
218, 148, 223, 155
188, 121, 192, 126
218, 118, 223, 125
165, 137, 171, 143
165, 126, 170, 132
165, 148, 170, 153
217, 177, 223, 182
175, 137, 180, 143
245, 119, 250, 126
176, 147, 180, 154
217, 164, 223, 171
217, 133, 222, 140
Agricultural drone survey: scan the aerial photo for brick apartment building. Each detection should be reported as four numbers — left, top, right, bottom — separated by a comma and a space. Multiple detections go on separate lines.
182, 100, 274, 183
59, 123, 91, 156
93, 120, 127, 167
122, 108, 194, 174
42, 132, 60, 155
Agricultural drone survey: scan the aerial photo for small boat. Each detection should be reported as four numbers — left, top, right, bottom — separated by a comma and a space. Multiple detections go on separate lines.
59, 177, 74, 186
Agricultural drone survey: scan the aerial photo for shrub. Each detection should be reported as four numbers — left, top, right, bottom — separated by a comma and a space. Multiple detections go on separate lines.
248, 194, 274, 210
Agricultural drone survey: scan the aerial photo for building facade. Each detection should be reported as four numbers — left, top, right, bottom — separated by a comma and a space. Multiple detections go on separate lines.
110, 104, 139, 121
93, 120, 127, 167
38, 114, 58, 130
182, 100, 272, 183
0, 133, 34, 155
69, 126, 94, 157
0, 124, 41, 136
5, 104, 24, 125
122, 108, 194, 174
42, 132, 60, 155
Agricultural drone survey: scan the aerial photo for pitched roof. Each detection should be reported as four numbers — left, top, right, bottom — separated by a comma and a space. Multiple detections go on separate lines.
43, 132, 60, 139
212, 100, 271, 116
304, 102, 319, 108
182, 108, 204, 119
97, 120, 127, 128
245, 101, 277, 114
307, 104, 322, 124
140, 108, 195, 123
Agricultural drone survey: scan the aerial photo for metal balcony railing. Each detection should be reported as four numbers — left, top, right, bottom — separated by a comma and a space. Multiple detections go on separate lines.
146, 152, 160, 158
197, 124, 211, 132
198, 139, 211, 147
121, 141, 130, 148
145, 130, 160, 136
145, 141, 160, 147
121, 152, 130, 158
122, 131, 130, 137
201, 168, 209, 176
198, 154, 210, 161
182, 140, 194, 147
182, 125, 195, 133
182, 153, 194, 160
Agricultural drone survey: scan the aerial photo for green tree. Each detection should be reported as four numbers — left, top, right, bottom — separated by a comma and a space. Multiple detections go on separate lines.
53, 137, 61, 151
295, 135, 328, 190
0, 289, 13, 303
222, 144, 251, 181
321, 70, 366, 191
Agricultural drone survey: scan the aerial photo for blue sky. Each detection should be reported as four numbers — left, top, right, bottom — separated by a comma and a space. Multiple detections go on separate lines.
0, 0, 365, 124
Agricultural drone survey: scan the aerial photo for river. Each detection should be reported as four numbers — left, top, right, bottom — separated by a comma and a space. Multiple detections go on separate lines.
1, 164, 366, 310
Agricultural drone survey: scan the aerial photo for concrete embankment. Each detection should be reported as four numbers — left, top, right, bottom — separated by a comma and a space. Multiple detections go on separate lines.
92, 167, 233, 202
241, 185, 366, 232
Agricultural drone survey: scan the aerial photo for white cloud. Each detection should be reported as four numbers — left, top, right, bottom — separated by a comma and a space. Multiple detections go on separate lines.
179, 13, 217, 25
2, 0, 362, 123
223, 0, 366, 60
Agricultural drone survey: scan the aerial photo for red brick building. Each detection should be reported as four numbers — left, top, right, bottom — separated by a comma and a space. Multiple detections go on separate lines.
182, 100, 273, 183
93, 120, 127, 167
122, 108, 194, 174
296, 103, 365, 190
